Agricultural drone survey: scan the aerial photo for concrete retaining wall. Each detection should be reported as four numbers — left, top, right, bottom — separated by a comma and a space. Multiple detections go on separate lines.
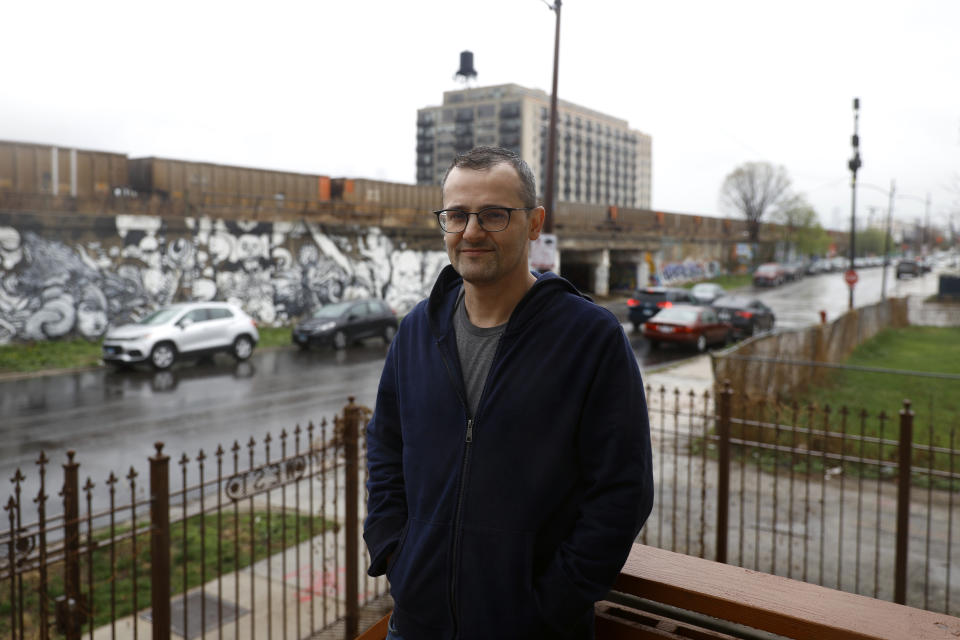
711, 297, 909, 399
0, 210, 446, 344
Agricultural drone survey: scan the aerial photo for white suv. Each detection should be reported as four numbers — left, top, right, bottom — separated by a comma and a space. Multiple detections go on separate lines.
102, 302, 259, 370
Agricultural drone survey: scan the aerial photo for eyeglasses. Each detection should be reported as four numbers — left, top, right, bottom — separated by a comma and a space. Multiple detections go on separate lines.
434, 207, 531, 233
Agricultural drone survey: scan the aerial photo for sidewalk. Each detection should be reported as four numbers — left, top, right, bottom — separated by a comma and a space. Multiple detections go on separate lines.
642, 353, 716, 397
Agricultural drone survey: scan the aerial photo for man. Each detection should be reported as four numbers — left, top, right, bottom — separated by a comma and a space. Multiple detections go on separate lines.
364, 147, 653, 639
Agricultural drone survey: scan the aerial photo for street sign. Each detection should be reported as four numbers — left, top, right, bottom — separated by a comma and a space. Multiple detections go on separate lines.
844, 269, 859, 287
530, 234, 558, 272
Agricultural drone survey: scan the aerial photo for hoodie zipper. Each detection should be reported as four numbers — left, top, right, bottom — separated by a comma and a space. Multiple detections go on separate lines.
437, 330, 506, 639
435, 337, 473, 637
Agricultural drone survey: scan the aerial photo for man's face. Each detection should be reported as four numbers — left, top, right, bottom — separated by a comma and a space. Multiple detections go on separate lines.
441, 163, 544, 288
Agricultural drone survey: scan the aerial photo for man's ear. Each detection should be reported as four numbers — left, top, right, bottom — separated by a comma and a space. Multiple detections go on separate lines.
528, 206, 546, 240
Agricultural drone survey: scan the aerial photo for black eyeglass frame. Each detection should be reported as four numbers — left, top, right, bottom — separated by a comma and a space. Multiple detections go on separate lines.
433, 206, 533, 233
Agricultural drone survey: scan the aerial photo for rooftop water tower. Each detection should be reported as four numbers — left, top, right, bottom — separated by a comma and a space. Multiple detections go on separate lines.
454, 50, 477, 86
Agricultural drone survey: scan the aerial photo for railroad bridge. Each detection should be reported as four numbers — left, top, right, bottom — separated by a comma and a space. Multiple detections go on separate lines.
0, 140, 782, 342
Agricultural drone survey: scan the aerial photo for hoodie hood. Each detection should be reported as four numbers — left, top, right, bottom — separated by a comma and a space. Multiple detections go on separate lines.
426, 264, 591, 339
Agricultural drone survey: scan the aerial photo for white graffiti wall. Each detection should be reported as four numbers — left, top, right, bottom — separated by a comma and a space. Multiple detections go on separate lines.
0, 215, 448, 344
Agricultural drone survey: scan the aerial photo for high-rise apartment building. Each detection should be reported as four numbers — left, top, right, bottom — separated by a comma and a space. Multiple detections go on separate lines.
416, 83, 651, 209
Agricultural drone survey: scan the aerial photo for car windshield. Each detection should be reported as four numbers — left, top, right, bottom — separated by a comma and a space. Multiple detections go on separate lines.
756, 265, 778, 275
692, 284, 719, 295
137, 308, 182, 325
652, 308, 699, 324
312, 301, 354, 319
634, 290, 666, 301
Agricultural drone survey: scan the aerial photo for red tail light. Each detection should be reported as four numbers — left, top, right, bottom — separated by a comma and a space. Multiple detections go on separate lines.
736, 311, 753, 319
250, 319, 258, 327
657, 301, 673, 309
627, 298, 639, 307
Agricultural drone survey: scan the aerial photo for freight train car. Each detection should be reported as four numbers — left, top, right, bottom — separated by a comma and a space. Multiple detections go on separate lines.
0, 140, 128, 198
128, 157, 329, 207
330, 178, 441, 211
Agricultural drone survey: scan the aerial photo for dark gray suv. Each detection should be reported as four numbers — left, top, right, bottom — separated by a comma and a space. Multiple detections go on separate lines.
292, 298, 398, 350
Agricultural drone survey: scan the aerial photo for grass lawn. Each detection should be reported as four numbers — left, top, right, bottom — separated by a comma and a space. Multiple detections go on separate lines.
0, 327, 293, 374
796, 326, 960, 446
0, 510, 335, 637
725, 326, 960, 481
681, 273, 754, 291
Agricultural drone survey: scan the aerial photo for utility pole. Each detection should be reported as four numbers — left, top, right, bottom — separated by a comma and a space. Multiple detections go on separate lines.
543, 0, 561, 234
847, 97, 862, 310
881, 180, 895, 301
923, 192, 931, 254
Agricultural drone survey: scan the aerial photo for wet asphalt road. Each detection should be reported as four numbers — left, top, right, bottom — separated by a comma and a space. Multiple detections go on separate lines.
0, 265, 945, 499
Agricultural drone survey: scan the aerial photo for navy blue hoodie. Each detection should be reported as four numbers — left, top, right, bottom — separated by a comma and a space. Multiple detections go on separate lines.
364, 266, 653, 639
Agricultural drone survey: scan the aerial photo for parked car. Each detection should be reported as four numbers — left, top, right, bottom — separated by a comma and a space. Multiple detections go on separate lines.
102, 302, 259, 370
896, 259, 922, 279
642, 304, 732, 352
292, 298, 398, 350
627, 287, 697, 331
782, 262, 805, 281
753, 263, 785, 287
690, 282, 725, 305
711, 295, 776, 338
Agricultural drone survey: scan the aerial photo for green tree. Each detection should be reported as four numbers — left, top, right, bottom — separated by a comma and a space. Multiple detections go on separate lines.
772, 196, 832, 257
856, 227, 892, 256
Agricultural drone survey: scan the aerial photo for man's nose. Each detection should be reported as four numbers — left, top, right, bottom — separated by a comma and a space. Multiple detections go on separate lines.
461, 213, 486, 240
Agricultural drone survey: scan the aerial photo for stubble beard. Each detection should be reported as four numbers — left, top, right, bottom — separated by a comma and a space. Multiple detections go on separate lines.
453, 244, 500, 285
453, 243, 531, 287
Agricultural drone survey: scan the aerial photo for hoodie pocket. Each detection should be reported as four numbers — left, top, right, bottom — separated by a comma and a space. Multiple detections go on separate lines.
385, 519, 410, 579
387, 517, 451, 630
458, 526, 541, 637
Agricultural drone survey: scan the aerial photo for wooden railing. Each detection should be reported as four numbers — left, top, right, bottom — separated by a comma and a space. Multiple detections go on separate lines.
357, 544, 960, 639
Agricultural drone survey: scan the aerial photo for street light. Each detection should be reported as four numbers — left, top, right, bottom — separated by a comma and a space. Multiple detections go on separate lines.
859, 181, 896, 300
542, 0, 561, 235
858, 182, 929, 300
847, 98, 862, 310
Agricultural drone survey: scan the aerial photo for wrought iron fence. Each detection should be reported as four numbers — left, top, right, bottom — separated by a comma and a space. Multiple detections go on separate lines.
1, 398, 385, 640
5, 385, 960, 639
640, 382, 960, 614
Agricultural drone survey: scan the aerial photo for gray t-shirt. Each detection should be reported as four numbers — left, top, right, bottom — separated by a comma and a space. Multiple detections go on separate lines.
454, 289, 506, 417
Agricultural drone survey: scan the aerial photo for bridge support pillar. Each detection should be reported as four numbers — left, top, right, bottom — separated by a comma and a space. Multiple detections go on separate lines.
593, 249, 610, 296
637, 260, 650, 288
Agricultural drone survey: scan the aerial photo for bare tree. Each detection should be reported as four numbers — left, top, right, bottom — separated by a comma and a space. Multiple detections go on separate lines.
720, 162, 793, 245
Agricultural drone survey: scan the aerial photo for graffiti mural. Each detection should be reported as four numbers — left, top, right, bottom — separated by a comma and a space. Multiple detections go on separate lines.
0, 216, 448, 344
657, 259, 722, 285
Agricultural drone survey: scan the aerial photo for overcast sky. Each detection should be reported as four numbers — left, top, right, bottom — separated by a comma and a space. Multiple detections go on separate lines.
3, 0, 958, 231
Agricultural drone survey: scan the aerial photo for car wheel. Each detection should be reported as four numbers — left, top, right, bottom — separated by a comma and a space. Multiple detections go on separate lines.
648, 339, 659, 350
232, 335, 254, 361
150, 342, 176, 370
632, 322, 640, 333
696, 334, 707, 353
383, 325, 397, 344
332, 330, 347, 350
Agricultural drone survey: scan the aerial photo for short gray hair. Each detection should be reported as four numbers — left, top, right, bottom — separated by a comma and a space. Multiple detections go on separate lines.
441, 146, 537, 208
